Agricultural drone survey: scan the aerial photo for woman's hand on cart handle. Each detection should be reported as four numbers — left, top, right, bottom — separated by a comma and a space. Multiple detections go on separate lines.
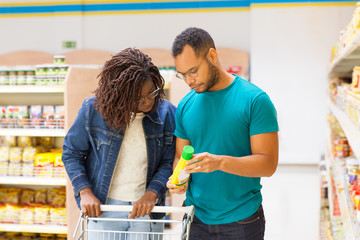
166, 176, 188, 194
80, 188, 102, 218
129, 191, 157, 219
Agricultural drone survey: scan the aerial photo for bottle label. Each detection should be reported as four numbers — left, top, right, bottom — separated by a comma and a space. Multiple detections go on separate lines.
176, 169, 190, 186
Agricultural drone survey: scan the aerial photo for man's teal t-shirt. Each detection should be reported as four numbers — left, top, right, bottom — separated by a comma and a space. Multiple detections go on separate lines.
175, 76, 279, 225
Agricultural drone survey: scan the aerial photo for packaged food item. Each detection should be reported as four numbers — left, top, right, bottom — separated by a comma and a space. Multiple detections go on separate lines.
14, 106, 29, 128
20, 189, 35, 205
53, 153, 65, 178
56, 234, 67, 240
39, 233, 56, 239
7, 188, 21, 204
21, 233, 38, 237
34, 189, 47, 204
47, 65, 58, 85
50, 207, 67, 226
8, 162, 21, 176
49, 148, 63, 153
58, 65, 68, 85
0, 161, 7, 176
10, 147, 23, 163
4, 136, 16, 147
0, 146, 9, 161
34, 153, 54, 177
0, 70, 9, 85
34, 205, 50, 225
19, 205, 35, 224
16, 70, 26, 85
0, 106, 5, 127
37, 137, 53, 149
35, 65, 47, 85
5, 203, 21, 223
54, 55, 66, 65
54, 105, 65, 129
5, 232, 20, 239
5, 106, 15, 127
0, 204, 6, 223
17, 136, 34, 148
0, 188, 7, 204
8, 70, 17, 85
22, 163, 34, 177
170, 145, 194, 187
23, 146, 41, 163
43, 106, 55, 129
48, 187, 66, 207
25, 69, 36, 85
352, 66, 360, 93
8, 147, 22, 176
30, 105, 42, 128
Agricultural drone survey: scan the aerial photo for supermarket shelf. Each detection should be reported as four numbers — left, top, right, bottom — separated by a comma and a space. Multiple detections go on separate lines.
0, 176, 66, 186
325, 156, 335, 225
327, 99, 360, 159
0, 85, 64, 93
329, 31, 360, 78
0, 224, 67, 234
332, 160, 360, 239
0, 128, 65, 137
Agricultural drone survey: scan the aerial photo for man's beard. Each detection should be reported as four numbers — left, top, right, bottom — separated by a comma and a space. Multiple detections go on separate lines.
200, 59, 220, 93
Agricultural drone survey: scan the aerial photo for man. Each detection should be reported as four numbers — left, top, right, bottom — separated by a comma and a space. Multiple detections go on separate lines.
167, 27, 279, 240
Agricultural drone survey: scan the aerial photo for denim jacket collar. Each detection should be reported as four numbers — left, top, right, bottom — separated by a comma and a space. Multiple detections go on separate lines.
145, 107, 163, 125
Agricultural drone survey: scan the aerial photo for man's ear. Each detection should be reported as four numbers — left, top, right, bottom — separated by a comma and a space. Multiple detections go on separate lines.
208, 48, 218, 64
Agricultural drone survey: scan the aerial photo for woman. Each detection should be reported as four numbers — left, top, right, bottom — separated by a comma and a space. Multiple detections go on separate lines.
62, 48, 176, 240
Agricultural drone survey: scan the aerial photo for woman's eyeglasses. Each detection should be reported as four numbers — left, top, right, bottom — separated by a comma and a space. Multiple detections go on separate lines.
139, 87, 160, 104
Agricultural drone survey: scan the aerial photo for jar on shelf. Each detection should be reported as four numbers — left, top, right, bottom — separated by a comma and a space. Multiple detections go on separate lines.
35, 65, 48, 85
16, 70, 26, 85
25, 69, 36, 85
0, 70, 9, 85
53, 55, 66, 65
8, 70, 17, 85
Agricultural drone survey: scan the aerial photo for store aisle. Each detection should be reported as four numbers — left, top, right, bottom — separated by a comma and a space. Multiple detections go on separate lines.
262, 164, 320, 240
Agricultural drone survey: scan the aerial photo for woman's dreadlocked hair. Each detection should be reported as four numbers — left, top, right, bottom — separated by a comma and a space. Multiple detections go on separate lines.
94, 48, 165, 131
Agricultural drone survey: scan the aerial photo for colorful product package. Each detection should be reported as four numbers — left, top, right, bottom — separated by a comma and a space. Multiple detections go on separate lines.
34, 153, 54, 177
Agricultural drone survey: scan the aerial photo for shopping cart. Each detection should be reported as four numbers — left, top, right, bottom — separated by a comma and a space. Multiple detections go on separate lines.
73, 205, 195, 240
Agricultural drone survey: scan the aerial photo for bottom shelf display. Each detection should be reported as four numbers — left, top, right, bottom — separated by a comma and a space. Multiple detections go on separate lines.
0, 187, 67, 228
325, 114, 360, 239
0, 231, 67, 239
319, 158, 334, 240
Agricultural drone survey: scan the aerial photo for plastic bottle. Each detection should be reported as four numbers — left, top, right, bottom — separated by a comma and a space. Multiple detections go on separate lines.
170, 145, 194, 187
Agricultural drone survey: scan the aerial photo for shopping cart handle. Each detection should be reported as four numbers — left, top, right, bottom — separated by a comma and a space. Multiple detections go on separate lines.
100, 205, 194, 215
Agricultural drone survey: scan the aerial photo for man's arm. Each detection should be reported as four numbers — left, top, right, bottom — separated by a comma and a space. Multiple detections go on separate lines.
173, 137, 191, 169
185, 132, 278, 177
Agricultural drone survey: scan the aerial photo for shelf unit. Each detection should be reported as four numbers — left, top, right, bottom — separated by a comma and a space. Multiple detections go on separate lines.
326, 16, 360, 237
0, 129, 65, 137
0, 85, 64, 93
326, 137, 360, 239
0, 56, 68, 235
0, 176, 66, 186
329, 31, 360, 78
0, 81, 67, 234
0, 223, 67, 234
327, 99, 360, 159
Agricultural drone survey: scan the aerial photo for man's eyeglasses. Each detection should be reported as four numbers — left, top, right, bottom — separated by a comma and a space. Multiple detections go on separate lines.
175, 56, 207, 81
139, 87, 160, 104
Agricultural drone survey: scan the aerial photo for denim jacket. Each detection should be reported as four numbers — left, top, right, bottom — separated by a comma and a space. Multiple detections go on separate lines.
62, 96, 176, 219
